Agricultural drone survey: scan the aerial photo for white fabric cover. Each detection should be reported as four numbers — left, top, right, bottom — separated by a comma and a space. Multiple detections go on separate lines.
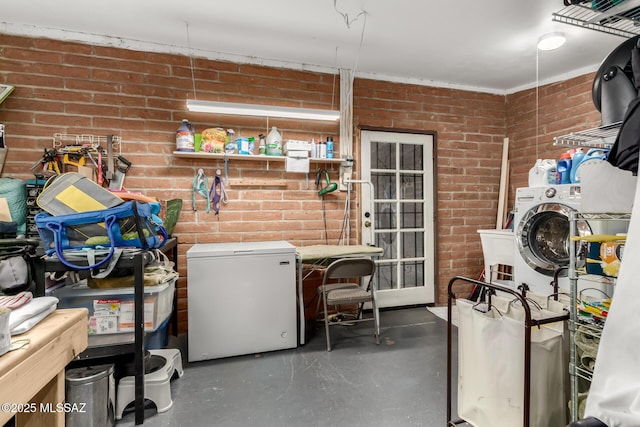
585, 175, 640, 426
9, 296, 58, 334
457, 297, 565, 427
10, 304, 56, 335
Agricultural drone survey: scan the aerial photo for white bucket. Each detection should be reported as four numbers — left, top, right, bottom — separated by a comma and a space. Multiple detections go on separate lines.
528, 159, 558, 187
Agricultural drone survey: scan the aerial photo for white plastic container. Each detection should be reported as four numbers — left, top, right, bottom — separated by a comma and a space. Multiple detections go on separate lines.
528, 159, 557, 187
266, 126, 282, 156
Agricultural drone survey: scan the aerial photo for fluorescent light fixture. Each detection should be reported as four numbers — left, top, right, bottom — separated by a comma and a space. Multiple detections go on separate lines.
537, 32, 566, 51
187, 100, 340, 121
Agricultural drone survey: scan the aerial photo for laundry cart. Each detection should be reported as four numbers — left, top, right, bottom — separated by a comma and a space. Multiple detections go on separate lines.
447, 276, 569, 427
186, 241, 297, 362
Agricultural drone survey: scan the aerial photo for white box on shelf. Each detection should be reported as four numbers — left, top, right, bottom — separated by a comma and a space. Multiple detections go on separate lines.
286, 150, 310, 173
284, 140, 310, 154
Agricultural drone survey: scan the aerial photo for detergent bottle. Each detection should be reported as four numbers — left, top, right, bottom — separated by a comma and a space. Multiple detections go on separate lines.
528, 159, 558, 187
556, 152, 572, 184
176, 119, 195, 152
570, 149, 586, 183
573, 148, 609, 184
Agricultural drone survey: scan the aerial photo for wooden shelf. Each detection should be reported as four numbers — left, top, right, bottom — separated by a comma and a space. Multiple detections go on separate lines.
173, 151, 344, 164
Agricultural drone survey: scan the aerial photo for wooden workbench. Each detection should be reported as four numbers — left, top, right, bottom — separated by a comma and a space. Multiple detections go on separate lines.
0, 308, 88, 427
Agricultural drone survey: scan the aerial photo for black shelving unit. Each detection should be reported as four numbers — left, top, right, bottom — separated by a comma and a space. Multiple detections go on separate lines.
43, 237, 177, 425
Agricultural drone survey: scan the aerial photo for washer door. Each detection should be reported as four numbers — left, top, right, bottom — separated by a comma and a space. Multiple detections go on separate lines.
517, 203, 591, 276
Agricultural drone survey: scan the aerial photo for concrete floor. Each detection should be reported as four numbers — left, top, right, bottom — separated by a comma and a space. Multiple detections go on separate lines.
117, 307, 457, 427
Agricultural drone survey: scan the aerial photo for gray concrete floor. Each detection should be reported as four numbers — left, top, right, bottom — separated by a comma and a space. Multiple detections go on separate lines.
117, 307, 457, 427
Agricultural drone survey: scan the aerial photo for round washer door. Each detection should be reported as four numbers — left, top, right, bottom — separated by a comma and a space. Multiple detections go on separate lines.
516, 202, 591, 276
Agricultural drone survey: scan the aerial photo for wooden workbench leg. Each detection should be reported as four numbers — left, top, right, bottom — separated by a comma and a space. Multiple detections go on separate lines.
16, 371, 64, 427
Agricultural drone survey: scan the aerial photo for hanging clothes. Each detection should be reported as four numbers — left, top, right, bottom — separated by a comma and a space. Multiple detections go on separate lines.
209, 172, 228, 215
192, 168, 210, 213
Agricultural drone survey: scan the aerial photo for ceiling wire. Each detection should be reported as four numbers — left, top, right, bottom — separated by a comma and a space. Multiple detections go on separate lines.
333, 0, 366, 28
186, 21, 197, 100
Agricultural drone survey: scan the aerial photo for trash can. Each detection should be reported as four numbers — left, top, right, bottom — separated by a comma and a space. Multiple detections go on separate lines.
65, 364, 115, 427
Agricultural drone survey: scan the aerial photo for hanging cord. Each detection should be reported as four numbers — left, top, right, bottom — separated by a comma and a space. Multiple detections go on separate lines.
321, 196, 329, 244
316, 169, 330, 244
192, 168, 210, 213
186, 21, 197, 100
337, 182, 351, 245
210, 169, 229, 216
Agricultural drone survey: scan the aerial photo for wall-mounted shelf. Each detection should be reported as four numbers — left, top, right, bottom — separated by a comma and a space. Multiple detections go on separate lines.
173, 151, 344, 164
553, 122, 621, 149
553, 1, 640, 39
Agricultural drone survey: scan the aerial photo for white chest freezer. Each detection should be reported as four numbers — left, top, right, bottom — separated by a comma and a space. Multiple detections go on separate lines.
187, 241, 297, 361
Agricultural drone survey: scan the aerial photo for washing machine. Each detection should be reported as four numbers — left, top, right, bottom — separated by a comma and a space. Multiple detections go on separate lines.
513, 184, 592, 295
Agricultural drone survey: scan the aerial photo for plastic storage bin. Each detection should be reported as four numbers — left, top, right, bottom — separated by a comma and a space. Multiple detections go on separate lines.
52, 279, 175, 335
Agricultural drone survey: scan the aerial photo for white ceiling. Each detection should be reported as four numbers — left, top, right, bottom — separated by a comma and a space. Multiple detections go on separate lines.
0, 0, 631, 94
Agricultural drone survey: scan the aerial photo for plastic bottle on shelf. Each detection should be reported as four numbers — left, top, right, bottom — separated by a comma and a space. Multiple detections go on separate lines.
326, 137, 334, 159
310, 139, 317, 158
266, 126, 282, 156
258, 134, 266, 155
570, 148, 585, 183
557, 152, 572, 184
319, 140, 327, 158
176, 119, 195, 151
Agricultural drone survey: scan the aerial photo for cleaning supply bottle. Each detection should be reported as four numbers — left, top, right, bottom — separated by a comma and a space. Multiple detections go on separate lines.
266, 126, 282, 156
528, 159, 557, 187
557, 152, 572, 184
258, 134, 266, 155
176, 119, 195, 151
570, 148, 585, 183
573, 148, 609, 184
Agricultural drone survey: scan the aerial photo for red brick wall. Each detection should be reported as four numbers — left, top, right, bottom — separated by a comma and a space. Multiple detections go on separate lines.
506, 74, 601, 207
0, 34, 599, 333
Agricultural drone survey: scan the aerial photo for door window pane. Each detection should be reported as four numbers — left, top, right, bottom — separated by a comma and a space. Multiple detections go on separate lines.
375, 203, 396, 231
400, 203, 423, 229
401, 231, 424, 258
375, 233, 397, 259
375, 262, 397, 291
371, 142, 396, 169
401, 260, 424, 288
401, 173, 424, 199
373, 173, 396, 199
400, 144, 423, 171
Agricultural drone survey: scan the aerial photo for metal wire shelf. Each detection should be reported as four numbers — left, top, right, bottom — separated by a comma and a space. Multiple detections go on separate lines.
553, 1, 640, 39
553, 122, 621, 149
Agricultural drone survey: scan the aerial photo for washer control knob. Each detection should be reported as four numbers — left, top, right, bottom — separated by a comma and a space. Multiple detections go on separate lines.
545, 187, 557, 199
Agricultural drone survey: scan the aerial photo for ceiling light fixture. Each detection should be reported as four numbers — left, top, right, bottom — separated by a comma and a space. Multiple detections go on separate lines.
537, 32, 566, 51
186, 100, 340, 121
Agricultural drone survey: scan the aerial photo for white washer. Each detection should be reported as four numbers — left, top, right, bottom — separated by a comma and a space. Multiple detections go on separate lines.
513, 185, 587, 295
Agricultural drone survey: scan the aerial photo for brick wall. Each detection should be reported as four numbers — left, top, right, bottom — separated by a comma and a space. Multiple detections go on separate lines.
0, 34, 599, 333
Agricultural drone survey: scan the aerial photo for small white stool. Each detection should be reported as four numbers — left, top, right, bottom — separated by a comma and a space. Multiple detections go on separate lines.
149, 348, 184, 379
115, 349, 183, 420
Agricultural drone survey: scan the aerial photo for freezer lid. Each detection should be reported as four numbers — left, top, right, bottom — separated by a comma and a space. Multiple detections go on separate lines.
186, 240, 295, 258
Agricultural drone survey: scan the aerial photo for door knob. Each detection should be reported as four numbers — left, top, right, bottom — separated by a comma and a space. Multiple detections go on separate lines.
364, 220, 371, 228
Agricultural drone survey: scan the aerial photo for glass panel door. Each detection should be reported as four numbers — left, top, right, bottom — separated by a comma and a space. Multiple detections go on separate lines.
361, 131, 435, 307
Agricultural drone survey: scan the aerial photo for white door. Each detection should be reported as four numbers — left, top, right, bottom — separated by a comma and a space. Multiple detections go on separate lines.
361, 130, 435, 307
